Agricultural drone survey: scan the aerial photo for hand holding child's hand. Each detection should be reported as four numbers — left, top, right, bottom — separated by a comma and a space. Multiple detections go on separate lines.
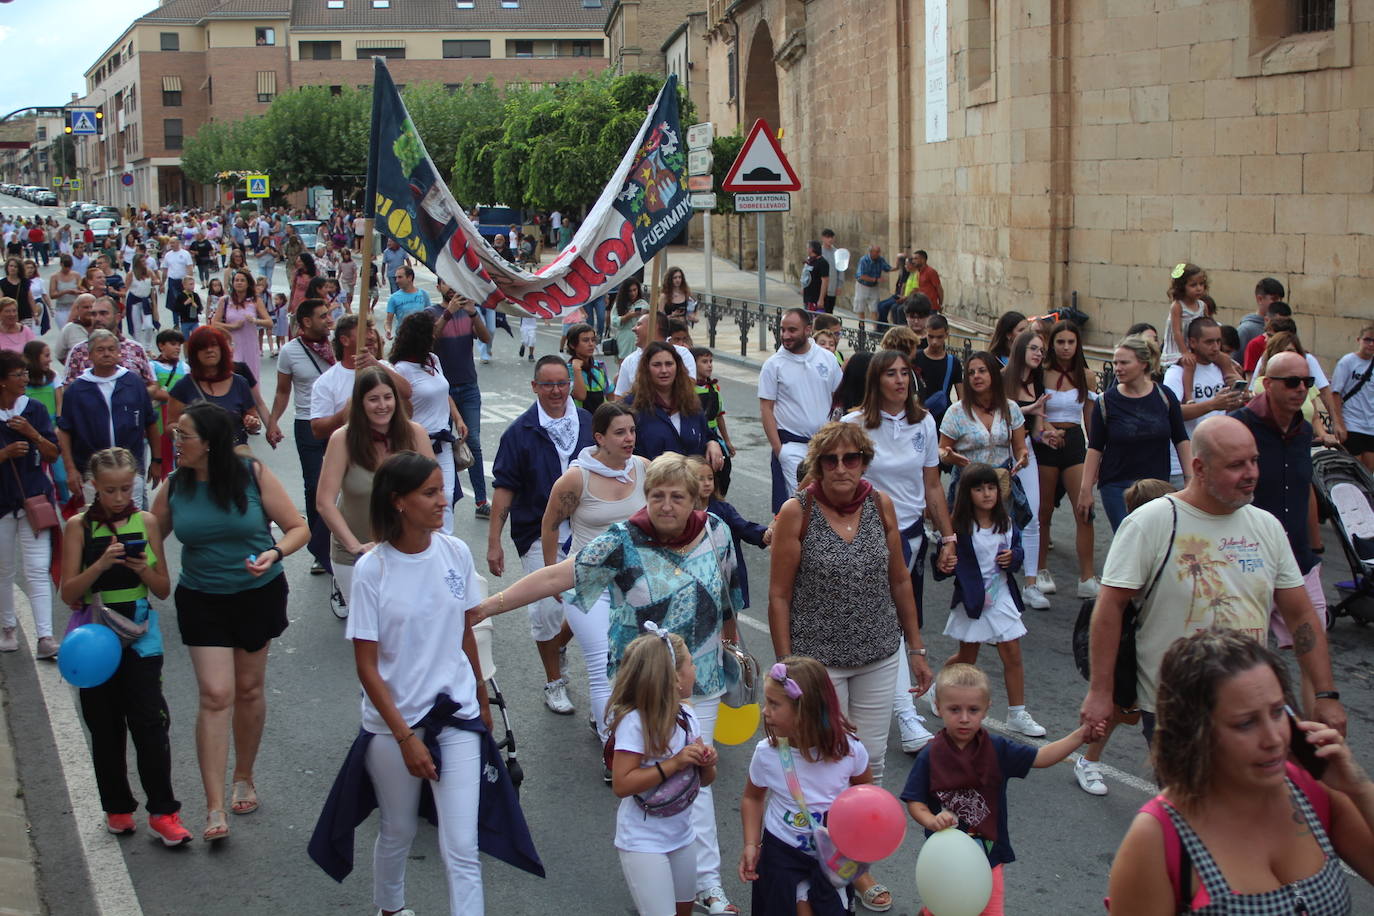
932, 812, 958, 831
739, 845, 761, 882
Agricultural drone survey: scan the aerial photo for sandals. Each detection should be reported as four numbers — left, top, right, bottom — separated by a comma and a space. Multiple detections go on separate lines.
203, 809, 230, 842
231, 779, 259, 815
857, 883, 893, 913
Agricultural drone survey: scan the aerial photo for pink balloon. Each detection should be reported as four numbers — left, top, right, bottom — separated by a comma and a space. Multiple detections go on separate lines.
826, 785, 907, 863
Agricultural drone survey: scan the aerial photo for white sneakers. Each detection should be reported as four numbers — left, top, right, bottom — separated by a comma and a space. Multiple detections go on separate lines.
1035, 569, 1057, 595
1077, 577, 1100, 599
35, 636, 58, 659
0, 627, 17, 652
1074, 758, 1108, 796
1005, 708, 1047, 737
543, 678, 574, 715
896, 707, 934, 753
1023, 584, 1051, 610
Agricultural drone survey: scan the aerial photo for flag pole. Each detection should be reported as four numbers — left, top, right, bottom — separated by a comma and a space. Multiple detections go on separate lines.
356, 57, 385, 362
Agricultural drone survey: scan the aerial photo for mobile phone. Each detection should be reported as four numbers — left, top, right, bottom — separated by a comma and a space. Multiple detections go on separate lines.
1231, 379, 1248, 393
1286, 706, 1327, 778
121, 539, 147, 558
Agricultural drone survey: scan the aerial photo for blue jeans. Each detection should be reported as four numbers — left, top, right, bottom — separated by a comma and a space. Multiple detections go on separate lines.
477, 308, 496, 361
450, 382, 487, 504
1099, 480, 1134, 531
294, 418, 330, 568
179, 321, 199, 339
585, 296, 607, 337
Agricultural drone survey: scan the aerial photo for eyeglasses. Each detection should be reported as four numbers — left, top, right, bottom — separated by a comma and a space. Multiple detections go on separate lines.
1268, 376, 1314, 389
171, 428, 201, 441
818, 451, 864, 471
5, 370, 28, 379
535, 380, 571, 390
1360, 337, 1374, 345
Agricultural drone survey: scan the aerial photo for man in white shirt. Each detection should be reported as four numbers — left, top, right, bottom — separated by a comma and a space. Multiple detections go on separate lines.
612, 311, 696, 399
759, 308, 842, 511
159, 236, 195, 324
308, 314, 412, 440
1162, 316, 1245, 480
1331, 324, 1374, 471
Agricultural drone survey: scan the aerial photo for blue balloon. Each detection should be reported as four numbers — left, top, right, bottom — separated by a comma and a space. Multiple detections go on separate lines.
57, 625, 122, 688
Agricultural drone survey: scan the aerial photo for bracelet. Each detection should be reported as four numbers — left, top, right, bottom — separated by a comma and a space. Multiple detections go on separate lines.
268, 546, 284, 563
907, 648, 927, 657
1315, 690, 1341, 701
940, 535, 957, 545
497, 591, 505, 615
396, 731, 415, 744
655, 762, 668, 784
744, 841, 762, 848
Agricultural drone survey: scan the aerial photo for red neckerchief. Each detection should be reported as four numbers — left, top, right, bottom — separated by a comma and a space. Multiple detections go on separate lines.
806, 479, 873, 517
86, 498, 137, 529
1245, 392, 1305, 442
628, 507, 707, 549
301, 334, 336, 366
927, 727, 1001, 841
369, 428, 389, 445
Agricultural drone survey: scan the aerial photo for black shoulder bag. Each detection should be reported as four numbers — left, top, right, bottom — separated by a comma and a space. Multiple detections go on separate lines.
1072, 496, 1177, 710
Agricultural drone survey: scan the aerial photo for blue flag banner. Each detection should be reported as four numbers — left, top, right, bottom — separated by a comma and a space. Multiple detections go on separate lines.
367, 59, 689, 319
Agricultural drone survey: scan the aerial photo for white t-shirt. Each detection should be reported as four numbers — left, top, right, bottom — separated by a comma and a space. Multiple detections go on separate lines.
308, 360, 394, 421
277, 337, 332, 421
1101, 496, 1304, 712
1163, 361, 1226, 478
612, 704, 701, 853
550, 211, 562, 230
758, 343, 843, 438
345, 535, 481, 734
841, 409, 940, 531
395, 357, 451, 434
747, 738, 869, 850
1332, 352, 1374, 435
160, 248, 193, 280
613, 344, 698, 397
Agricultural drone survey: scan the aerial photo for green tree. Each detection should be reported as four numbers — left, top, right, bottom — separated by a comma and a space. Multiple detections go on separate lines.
709, 132, 744, 215
447, 80, 508, 207
181, 117, 262, 186
252, 85, 370, 195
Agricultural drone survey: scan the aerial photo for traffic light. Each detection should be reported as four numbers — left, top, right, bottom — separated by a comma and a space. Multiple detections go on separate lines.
95, 110, 104, 135
64, 124, 72, 134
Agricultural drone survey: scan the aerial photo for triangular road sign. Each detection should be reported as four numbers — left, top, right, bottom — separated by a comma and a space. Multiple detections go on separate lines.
721, 119, 800, 193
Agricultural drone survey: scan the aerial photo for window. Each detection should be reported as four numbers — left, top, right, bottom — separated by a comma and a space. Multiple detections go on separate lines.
511, 40, 534, 57
162, 90, 182, 107
329, 85, 342, 96
327, 0, 344, 6
206, 77, 212, 104
571, 40, 595, 57
300, 40, 341, 60
372, 0, 390, 6
160, 32, 179, 51
358, 46, 405, 59
1295, 0, 1335, 31
501, 0, 519, 7
256, 70, 277, 102
256, 28, 276, 46
164, 119, 183, 150
443, 39, 490, 58
582, 0, 603, 7
456, 0, 474, 7
35, 127, 46, 141
962, 0, 995, 105
726, 48, 736, 101
444, 83, 463, 92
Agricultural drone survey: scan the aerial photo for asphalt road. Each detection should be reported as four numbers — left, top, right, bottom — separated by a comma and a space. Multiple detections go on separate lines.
3, 194, 1374, 915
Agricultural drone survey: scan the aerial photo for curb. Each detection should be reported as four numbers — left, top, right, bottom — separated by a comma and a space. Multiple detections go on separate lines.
0, 678, 43, 916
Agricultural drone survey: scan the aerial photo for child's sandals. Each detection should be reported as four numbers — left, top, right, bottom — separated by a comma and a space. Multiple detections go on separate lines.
231, 779, 259, 815
203, 809, 229, 842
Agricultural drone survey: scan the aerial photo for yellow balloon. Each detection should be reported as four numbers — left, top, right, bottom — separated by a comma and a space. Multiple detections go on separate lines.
714, 703, 760, 745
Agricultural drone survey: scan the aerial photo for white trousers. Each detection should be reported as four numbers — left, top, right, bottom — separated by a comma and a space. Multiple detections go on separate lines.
0, 512, 52, 638
825, 650, 900, 785
519, 547, 566, 642
688, 693, 723, 893
619, 844, 698, 915
564, 590, 612, 740
434, 438, 456, 534
365, 726, 483, 916
1016, 448, 1040, 579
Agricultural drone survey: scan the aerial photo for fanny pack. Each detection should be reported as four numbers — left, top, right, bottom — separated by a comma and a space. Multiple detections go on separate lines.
604, 708, 701, 818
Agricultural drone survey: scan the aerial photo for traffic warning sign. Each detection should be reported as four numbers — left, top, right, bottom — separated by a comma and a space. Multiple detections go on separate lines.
721, 119, 800, 193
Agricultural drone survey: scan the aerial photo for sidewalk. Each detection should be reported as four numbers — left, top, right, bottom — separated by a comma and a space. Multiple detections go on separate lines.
0, 686, 41, 916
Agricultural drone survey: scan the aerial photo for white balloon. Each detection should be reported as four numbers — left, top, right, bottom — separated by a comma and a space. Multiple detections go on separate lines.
914, 828, 993, 916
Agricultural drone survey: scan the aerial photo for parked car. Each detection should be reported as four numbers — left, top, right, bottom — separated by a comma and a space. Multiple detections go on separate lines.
473, 205, 524, 247
34, 190, 57, 206
66, 200, 90, 220
76, 204, 103, 223
288, 219, 322, 250
88, 206, 121, 223
87, 217, 118, 242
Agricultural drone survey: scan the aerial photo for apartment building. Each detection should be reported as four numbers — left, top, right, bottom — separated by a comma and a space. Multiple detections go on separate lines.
77, 0, 610, 210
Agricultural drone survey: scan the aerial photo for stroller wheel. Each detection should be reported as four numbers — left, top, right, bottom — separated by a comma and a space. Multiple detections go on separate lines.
330, 578, 349, 619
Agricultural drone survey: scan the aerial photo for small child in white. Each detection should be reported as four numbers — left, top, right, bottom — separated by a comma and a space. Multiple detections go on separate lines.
519, 316, 538, 361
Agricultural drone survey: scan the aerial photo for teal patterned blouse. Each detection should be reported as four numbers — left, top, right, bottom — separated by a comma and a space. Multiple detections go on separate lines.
570, 515, 742, 698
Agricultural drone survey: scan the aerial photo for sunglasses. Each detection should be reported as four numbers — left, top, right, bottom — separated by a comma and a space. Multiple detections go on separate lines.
1268, 376, 1314, 389
818, 451, 864, 471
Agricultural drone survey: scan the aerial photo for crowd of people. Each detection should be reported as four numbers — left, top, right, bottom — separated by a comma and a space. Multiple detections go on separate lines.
3, 199, 1374, 916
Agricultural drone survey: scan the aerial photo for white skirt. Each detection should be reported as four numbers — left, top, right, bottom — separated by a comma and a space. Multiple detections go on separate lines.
943, 579, 1027, 645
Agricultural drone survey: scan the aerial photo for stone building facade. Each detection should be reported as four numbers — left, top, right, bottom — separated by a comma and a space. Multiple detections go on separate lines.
702, 0, 1372, 365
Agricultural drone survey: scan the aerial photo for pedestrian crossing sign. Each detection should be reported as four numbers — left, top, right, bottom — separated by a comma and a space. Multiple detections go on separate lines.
246, 175, 269, 198
51, 177, 63, 187
69, 109, 98, 135
70, 178, 82, 190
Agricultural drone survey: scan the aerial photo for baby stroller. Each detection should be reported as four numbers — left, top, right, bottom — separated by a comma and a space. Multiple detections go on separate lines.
472, 575, 525, 790
1311, 449, 1374, 625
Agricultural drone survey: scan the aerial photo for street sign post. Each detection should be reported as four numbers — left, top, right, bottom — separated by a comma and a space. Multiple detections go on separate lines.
687, 123, 715, 299
51, 177, 62, 187
69, 178, 82, 191
246, 175, 270, 198
722, 119, 802, 303
690, 192, 717, 210
733, 193, 791, 212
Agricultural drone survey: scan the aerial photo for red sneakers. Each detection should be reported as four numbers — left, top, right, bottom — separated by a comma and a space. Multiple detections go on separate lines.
148, 812, 193, 847
105, 813, 136, 835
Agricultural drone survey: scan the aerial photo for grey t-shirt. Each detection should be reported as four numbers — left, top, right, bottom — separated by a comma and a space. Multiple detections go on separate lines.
277, 337, 331, 420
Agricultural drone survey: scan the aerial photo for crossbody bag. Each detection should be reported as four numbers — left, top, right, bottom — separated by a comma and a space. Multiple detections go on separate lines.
777, 738, 867, 888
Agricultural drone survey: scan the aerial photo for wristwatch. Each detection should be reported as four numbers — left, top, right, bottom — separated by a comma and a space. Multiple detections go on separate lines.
907, 648, 927, 657
1314, 690, 1341, 701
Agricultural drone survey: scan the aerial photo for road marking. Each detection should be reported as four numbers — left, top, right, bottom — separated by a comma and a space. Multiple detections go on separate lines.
733, 612, 1159, 796
13, 595, 144, 916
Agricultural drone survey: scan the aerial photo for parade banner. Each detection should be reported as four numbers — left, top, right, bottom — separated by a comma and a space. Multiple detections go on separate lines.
367, 59, 690, 319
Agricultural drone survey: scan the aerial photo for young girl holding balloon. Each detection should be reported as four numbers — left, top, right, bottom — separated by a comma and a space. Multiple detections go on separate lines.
59, 447, 189, 846
900, 663, 1094, 915
739, 656, 887, 916
606, 625, 717, 916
